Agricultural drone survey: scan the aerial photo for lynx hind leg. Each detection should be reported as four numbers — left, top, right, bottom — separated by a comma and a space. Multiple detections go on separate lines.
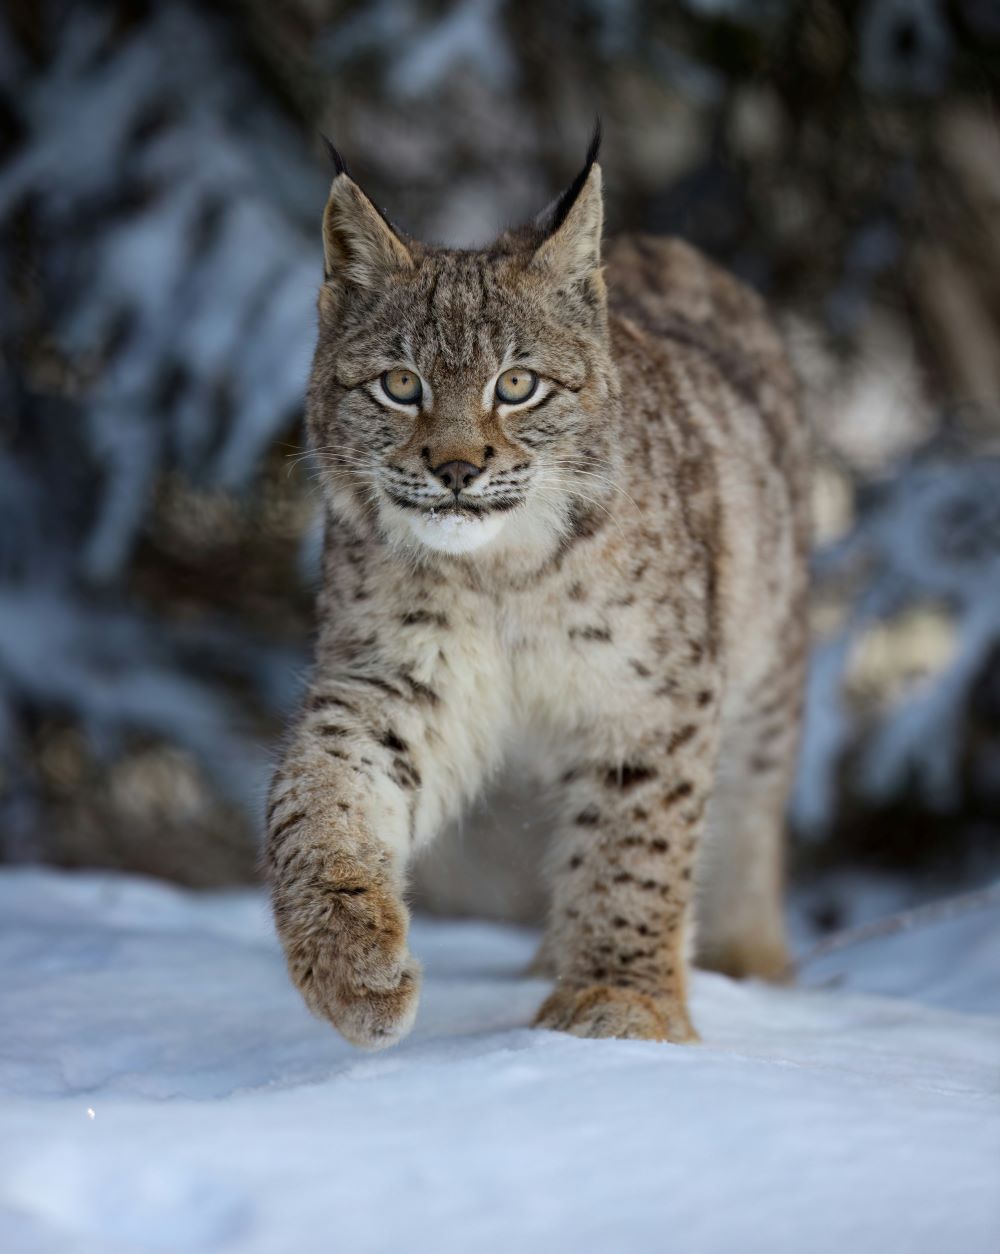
536, 718, 723, 1044
695, 675, 803, 983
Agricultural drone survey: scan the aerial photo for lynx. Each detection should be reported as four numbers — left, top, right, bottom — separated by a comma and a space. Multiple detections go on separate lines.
265, 131, 810, 1048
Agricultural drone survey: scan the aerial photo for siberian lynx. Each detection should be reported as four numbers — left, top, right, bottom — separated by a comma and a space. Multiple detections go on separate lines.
266, 132, 810, 1047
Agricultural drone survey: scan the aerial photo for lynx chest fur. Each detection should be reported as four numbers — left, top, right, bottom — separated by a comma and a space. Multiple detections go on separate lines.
266, 137, 809, 1048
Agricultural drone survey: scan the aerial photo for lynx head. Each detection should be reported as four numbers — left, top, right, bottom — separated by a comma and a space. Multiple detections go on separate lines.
307, 129, 620, 560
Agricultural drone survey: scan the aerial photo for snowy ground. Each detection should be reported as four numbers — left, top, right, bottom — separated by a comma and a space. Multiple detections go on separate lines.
1, 869, 998, 1254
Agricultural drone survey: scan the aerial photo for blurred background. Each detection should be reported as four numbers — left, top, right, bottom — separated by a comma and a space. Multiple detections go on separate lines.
2, 0, 1000, 932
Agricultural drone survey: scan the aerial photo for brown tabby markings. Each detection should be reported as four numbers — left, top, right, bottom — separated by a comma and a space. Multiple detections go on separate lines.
264, 139, 809, 1048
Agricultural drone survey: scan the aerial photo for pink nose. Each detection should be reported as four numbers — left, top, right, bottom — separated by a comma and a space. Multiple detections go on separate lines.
433, 460, 483, 493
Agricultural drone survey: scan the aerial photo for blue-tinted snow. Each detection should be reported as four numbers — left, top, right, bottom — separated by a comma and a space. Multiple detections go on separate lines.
0, 868, 997, 1254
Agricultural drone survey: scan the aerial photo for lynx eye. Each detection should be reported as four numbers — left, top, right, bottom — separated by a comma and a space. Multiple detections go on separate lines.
495, 367, 538, 405
381, 368, 422, 405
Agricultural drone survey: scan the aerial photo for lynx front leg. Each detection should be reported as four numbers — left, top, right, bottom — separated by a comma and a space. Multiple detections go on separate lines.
265, 678, 447, 1049
536, 723, 719, 1043
268, 804, 419, 1049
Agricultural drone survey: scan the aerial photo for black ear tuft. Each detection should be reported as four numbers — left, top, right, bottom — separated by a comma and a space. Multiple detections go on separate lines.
585, 116, 603, 168
321, 134, 350, 178
546, 118, 602, 237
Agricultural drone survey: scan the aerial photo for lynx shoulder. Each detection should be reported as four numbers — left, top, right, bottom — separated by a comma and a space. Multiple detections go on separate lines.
265, 132, 810, 1047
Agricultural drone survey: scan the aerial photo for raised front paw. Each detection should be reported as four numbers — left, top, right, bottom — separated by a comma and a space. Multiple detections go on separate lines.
274, 859, 421, 1050
533, 984, 699, 1043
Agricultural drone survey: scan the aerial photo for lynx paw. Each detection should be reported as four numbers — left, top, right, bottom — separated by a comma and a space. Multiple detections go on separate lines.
323, 956, 421, 1049
275, 868, 421, 1049
533, 984, 699, 1043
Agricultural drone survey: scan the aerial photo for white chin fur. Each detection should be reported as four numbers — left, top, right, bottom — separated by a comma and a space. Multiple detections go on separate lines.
405, 509, 507, 554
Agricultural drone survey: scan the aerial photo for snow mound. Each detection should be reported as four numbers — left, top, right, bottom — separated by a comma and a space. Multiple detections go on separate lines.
1, 868, 998, 1253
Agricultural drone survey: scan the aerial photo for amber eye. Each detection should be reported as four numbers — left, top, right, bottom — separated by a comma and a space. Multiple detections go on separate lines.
381, 368, 422, 405
495, 367, 538, 405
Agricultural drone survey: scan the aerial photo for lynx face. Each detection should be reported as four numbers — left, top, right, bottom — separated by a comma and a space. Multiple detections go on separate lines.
307, 144, 619, 557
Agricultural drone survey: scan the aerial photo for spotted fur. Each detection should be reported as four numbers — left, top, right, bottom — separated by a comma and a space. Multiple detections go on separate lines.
264, 140, 810, 1048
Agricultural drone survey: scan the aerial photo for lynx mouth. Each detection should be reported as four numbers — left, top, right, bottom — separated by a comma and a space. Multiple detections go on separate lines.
386, 493, 522, 517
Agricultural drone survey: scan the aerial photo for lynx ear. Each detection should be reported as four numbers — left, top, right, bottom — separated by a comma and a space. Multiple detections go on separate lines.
321, 141, 413, 290
531, 126, 604, 299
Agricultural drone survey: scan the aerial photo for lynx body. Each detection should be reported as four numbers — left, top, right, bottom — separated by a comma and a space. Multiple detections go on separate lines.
265, 138, 810, 1047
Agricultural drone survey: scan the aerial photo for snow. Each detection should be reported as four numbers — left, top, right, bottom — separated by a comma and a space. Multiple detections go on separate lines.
2, 1, 322, 581
1, 868, 998, 1253
320, 0, 515, 99
0, 590, 278, 813
794, 451, 1000, 836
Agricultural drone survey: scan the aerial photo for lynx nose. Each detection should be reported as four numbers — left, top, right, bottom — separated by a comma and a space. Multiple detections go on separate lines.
433, 460, 483, 494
